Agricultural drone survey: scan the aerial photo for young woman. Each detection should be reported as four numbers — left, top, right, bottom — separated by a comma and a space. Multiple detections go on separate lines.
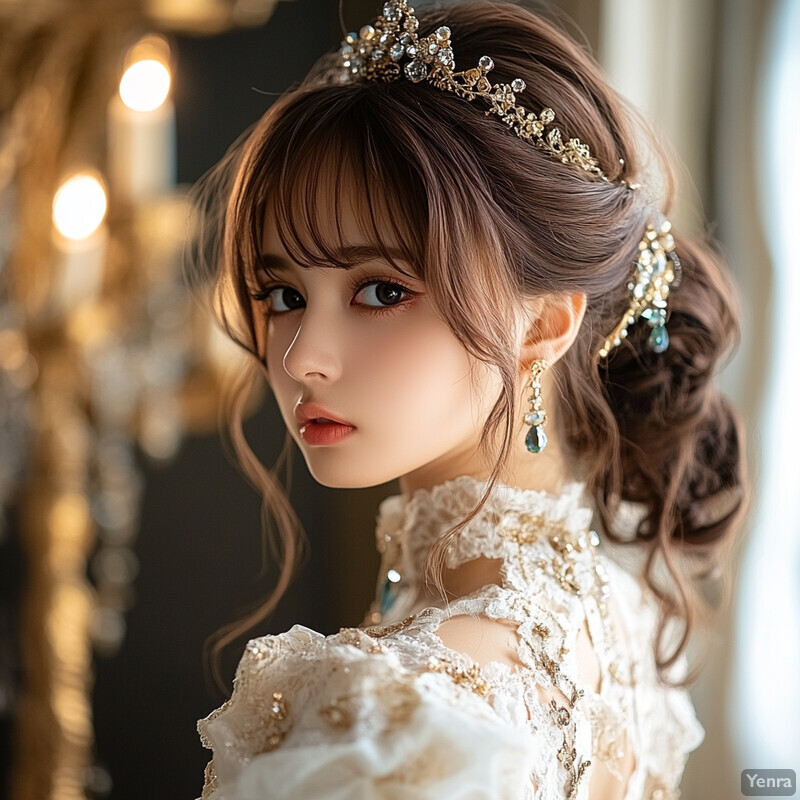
186, 1, 747, 797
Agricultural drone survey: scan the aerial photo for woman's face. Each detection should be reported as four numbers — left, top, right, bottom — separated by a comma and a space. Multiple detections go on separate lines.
253, 191, 506, 492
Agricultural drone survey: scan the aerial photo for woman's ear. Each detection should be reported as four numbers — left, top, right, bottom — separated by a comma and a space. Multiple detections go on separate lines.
517, 292, 587, 368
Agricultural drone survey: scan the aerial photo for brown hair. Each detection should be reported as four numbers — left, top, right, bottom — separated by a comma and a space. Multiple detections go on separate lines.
185, 0, 748, 693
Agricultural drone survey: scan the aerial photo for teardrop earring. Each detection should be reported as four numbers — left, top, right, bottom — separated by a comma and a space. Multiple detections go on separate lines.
524, 359, 548, 454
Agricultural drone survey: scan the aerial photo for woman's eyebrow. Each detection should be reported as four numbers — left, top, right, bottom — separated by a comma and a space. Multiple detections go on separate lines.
258, 245, 412, 273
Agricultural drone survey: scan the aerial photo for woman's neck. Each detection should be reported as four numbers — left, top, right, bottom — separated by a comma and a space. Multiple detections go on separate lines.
399, 415, 577, 500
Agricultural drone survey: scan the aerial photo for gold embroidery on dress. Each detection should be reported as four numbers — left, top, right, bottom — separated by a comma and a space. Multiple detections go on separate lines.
569, 759, 593, 800
319, 696, 356, 730
235, 683, 294, 755
246, 639, 272, 659
532, 621, 549, 638
506, 508, 636, 691
609, 659, 634, 686
317, 674, 420, 735
593, 716, 630, 780
270, 691, 288, 721
522, 625, 592, 799
363, 614, 417, 638
499, 514, 609, 800
261, 731, 286, 752
425, 654, 492, 697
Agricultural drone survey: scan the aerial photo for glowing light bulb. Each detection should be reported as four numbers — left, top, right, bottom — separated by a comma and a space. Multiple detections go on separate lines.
52, 173, 107, 241
108, 44, 176, 202
119, 59, 171, 112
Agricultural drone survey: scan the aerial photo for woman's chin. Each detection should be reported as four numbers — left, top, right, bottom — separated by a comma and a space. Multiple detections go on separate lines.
302, 449, 405, 490
307, 468, 391, 490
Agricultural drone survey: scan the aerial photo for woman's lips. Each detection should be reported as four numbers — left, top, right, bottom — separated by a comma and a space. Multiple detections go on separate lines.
294, 402, 354, 428
299, 419, 356, 446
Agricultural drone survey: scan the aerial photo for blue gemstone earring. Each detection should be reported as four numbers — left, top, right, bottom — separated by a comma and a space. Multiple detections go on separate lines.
524, 359, 548, 453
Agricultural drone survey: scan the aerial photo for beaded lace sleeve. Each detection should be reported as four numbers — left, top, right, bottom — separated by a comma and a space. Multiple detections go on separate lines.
196, 622, 540, 800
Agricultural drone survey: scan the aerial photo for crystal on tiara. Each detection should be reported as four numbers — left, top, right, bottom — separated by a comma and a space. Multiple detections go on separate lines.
335, 0, 638, 186
596, 218, 681, 360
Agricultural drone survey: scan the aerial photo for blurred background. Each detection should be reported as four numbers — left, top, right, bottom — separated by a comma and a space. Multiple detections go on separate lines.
0, 0, 796, 798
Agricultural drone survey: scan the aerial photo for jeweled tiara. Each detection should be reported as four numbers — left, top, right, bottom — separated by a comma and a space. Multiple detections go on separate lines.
335, 0, 638, 188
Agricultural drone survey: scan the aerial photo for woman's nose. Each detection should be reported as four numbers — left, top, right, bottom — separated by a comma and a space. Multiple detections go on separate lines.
281, 306, 343, 383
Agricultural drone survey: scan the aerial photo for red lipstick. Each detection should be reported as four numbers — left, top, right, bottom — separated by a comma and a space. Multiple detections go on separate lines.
295, 402, 356, 446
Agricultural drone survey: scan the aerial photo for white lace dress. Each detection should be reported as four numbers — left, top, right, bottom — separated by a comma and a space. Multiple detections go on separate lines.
197, 476, 705, 799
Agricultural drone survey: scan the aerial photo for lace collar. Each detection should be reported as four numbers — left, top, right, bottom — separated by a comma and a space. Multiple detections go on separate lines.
370, 474, 597, 623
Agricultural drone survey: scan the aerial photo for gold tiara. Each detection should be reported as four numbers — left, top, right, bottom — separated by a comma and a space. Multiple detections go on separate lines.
336, 0, 638, 188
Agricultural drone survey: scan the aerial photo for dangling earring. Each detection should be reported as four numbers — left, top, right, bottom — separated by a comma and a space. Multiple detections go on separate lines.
524, 358, 548, 454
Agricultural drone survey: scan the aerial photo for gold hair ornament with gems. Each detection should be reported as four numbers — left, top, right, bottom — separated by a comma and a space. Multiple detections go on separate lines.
337, 0, 638, 187
596, 217, 682, 360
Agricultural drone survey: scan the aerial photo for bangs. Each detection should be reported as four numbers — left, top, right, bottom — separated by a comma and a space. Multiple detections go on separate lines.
232, 87, 432, 289
218, 80, 519, 367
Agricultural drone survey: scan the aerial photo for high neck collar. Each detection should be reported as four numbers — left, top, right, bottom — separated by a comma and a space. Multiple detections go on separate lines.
371, 474, 597, 623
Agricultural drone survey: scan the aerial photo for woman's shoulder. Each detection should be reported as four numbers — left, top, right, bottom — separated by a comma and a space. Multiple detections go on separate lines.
197, 616, 538, 800
198, 608, 522, 748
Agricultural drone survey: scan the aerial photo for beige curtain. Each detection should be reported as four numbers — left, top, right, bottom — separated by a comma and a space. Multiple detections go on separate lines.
726, 0, 800, 785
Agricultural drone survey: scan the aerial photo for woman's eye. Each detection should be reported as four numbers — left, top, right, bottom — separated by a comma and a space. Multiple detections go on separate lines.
355, 281, 408, 307
265, 286, 305, 312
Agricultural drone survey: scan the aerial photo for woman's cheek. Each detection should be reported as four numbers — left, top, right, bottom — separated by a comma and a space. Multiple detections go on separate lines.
364, 317, 469, 421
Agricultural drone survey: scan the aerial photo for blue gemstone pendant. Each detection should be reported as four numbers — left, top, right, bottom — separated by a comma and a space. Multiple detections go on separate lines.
525, 424, 548, 453
379, 569, 403, 615
648, 323, 669, 353
380, 579, 396, 615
